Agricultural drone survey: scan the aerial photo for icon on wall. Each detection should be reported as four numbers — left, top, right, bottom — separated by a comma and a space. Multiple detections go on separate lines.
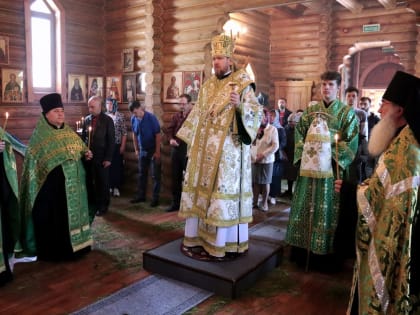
2, 68, 23, 103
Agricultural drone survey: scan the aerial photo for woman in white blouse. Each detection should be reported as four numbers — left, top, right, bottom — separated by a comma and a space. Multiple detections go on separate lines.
251, 109, 279, 211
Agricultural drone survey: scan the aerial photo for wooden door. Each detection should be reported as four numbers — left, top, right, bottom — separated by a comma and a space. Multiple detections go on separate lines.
274, 80, 313, 112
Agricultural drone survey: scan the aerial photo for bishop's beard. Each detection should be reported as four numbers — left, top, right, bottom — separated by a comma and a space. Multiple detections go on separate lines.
368, 114, 398, 157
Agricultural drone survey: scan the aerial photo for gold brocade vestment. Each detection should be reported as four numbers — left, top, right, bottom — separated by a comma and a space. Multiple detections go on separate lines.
176, 69, 262, 257
348, 126, 420, 315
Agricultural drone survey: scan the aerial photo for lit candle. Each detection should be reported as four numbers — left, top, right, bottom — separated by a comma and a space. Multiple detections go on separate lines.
334, 133, 340, 180
3, 112, 9, 133
88, 126, 92, 149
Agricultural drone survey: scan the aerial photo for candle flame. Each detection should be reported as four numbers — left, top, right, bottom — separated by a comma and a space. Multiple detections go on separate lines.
334, 133, 339, 141
5, 112, 9, 119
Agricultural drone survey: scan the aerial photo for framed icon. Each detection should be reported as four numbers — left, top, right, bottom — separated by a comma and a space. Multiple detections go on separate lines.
122, 73, 136, 103
122, 48, 134, 72
88, 76, 104, 99
2, 68, 23, 103
68, 73, 86, 103
182, 71, 202, 102
0, 36, 9, 65
106, 75, 122, 102
163, 72, 182, 102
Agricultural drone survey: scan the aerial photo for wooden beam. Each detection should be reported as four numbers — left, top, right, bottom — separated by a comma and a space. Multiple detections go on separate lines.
221, 0, 313, 12
274, 4, 308, 17
335, 0, 363, 13
376, 0, 397, 9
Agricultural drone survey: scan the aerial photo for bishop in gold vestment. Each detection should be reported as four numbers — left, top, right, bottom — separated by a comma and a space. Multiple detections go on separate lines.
177, 34, 262, 258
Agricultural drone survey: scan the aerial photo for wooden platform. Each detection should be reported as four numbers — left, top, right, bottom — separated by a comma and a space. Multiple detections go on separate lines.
143, 236, 284, 299
143, 209, 289, 299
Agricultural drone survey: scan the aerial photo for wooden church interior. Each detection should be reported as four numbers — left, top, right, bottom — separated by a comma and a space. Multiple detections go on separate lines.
1, 0, 420, 313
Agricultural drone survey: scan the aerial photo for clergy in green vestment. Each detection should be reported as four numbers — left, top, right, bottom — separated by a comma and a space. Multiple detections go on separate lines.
335, 71, 420, 315
0, 128, 25, 286
286, 71, 359, 267
20, 93, 94, 261
176, 34, 262, 259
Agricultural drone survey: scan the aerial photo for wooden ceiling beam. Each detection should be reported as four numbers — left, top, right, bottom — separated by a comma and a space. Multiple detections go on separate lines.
274, 4, 308, 17
221, 0, 313, 12
376, 0, 397, 9
336, 0, 363, 13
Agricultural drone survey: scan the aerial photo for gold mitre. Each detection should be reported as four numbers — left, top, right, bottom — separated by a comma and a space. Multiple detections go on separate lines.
211, 34, 235, 57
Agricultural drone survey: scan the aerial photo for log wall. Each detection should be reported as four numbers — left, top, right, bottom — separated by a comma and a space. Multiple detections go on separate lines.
1, 0, 420, 195
104, 0, 154, 186
269, 0, 419, 108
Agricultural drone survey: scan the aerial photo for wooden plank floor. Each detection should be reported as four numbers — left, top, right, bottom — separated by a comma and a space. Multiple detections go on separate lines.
0, 193, 353, 315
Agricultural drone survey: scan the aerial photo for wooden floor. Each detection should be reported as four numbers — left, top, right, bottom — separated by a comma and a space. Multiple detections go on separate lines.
0, 192, 353, 315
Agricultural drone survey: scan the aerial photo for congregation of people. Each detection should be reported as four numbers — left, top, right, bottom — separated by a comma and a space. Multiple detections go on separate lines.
1, 33, 419, 315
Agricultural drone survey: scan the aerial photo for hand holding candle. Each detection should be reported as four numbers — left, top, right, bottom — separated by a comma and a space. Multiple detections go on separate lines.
334, 133, 340, 180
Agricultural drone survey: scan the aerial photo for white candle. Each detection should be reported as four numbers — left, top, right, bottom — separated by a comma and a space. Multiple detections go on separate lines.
88, 126, 92, 149
3, 112, 9, 132
334, 133, 340, 180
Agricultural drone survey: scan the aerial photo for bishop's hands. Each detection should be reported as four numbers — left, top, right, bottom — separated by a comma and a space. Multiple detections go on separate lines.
230, 91, 240, 108
0, 141, 4, 153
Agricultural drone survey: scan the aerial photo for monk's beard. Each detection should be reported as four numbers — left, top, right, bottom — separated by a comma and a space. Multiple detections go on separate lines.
368, 114, 397, 157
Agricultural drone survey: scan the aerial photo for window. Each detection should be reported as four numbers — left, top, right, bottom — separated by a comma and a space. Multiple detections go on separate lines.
25, 0, 63, 101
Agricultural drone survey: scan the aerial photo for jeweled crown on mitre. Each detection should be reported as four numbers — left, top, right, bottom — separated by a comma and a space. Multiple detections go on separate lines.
211, 34, 235, 57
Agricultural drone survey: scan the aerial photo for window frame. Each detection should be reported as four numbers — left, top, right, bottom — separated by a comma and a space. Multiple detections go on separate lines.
24, 0, 65, 102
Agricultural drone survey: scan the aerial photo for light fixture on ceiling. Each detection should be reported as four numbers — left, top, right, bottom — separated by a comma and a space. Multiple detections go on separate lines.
222, 20, 247, 40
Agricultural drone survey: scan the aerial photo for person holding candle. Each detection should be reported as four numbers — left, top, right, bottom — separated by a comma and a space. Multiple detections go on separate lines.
286, 71, 359, 272
19, 93, 94, 261
82, 96, 115, 217
176, 34, 262, 259
335, 71, 420, 315
0, 121, 26, 285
